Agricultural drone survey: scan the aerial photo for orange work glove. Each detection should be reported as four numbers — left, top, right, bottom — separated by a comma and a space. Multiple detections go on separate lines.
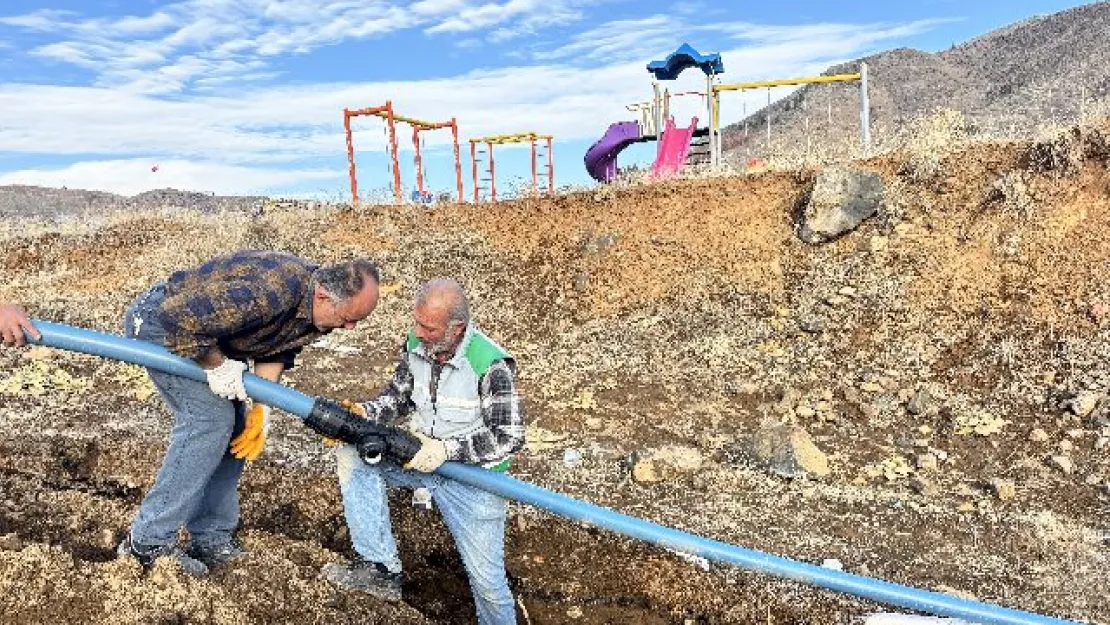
230, 403, 271, 461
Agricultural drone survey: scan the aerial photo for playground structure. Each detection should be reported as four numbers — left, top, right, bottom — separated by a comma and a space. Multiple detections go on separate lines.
343, 100, 464, 205
710, 66, 871, 166
584, 43, 872, 182
469, 132, 554, 202
585, 44, 723, 183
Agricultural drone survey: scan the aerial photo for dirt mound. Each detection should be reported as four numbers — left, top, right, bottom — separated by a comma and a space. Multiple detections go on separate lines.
2, 122, 1110, 623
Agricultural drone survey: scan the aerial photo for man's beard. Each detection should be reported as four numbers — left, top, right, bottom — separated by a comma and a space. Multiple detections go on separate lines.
423, 335, 459, 357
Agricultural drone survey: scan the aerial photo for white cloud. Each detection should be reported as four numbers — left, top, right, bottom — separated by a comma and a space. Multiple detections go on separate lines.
535, 15, 675, 63
0, 9, 77, 31
0, 0, 586, 94
427, 0, 584, 37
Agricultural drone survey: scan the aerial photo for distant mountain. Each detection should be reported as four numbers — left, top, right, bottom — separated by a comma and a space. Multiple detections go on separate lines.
0, 185, 269, 220
722, 1, 1110, 158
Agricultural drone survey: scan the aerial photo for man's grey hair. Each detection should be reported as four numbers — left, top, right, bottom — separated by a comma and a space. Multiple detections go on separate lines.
416, 277, 470, 327
314, 258, 380, 300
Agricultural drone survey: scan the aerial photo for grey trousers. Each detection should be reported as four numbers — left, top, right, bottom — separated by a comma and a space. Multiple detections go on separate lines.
123, 284, 246, 547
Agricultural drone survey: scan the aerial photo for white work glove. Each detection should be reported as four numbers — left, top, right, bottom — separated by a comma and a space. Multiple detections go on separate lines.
404, 430, 448, 473
205, 358, 249, 401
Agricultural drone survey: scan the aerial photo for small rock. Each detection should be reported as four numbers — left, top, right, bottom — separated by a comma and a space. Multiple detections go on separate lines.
563, 448, 583, 468
631, 459, 663, 484
746, 423, 830, 478
799, 318, 824, 334
825, 295, 849, 307
820, 389, 834, 401
584, 417, 604, 431
936, 584, 979, 601
1028, 428, 1050, 443
989, 478, 1016, 501
909, 476, 938, 496
0, 533, 23, 551
956, 501, 976, 513
1069, 393, 1101, 418
572, 273, 590, 292
566, 606, 584, 619
1066, 428, 1085, 439
1059, 440, 1074, 453
795, 405, 816, 418
838, 286, 858, 298
863, 235, 889, 253
22, 346, 54, 361
843, 388, 861, 404
860, 381, 883, 393
915, 453, 938, 471
906, 389, 933, 416
1049, 455, 1075, 475
815, 400, 832, 412
98, 529, 118, 550
1090, 302, 1110, 324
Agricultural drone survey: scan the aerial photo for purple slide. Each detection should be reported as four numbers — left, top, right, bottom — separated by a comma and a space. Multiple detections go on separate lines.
584, 121, 642, 183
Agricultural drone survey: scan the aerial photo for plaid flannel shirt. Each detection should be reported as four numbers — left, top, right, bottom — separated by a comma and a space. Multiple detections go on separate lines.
154, 250, 323, 368
361, 343, 526, 465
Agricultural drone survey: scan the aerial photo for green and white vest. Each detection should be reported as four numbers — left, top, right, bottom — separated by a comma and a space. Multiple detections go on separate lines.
406, 323, 513, 444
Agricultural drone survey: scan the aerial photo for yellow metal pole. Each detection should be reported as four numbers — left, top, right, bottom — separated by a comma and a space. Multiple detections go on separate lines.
713, 73, 861, 93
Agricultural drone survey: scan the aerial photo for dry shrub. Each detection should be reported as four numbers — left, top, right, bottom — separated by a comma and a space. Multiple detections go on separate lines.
881, 175, 939, 223
985, 170, 1036, 218
898, 108, 969, 182
1026, 125, 1084, 176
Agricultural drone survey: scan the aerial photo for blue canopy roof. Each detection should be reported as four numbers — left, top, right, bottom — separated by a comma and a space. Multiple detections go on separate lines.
646, 43, 724, 80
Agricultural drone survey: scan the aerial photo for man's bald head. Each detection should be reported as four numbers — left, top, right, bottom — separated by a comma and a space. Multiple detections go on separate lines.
415, 277, 470, 327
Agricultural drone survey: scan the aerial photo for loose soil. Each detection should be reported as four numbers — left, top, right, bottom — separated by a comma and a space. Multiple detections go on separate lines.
2, 124, 1110, 624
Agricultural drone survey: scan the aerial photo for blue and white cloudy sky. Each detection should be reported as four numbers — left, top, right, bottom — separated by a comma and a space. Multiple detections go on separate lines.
0, 0, 1096, 199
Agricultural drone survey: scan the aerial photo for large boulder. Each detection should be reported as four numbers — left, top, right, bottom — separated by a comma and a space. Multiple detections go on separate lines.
797, 167, 884, 244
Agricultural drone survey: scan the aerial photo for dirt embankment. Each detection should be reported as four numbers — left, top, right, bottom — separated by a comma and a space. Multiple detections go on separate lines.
2, 123, 1110, 624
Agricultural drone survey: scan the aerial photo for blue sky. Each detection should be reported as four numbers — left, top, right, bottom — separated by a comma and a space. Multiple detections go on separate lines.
0, 0, 1097, 200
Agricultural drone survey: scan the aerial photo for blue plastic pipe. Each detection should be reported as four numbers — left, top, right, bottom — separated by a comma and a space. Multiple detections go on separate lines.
25, 320, 1079, 625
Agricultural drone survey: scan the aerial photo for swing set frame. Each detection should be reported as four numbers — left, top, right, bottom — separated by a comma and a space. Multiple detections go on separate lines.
343, 100, 465, 205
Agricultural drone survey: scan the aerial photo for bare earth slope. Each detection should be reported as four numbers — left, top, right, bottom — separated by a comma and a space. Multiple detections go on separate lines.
1, 123, 1109, 623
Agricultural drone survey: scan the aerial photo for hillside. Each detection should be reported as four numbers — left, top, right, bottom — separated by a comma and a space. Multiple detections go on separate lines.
723, 1, 1110, 160
1, 118, 1109, 623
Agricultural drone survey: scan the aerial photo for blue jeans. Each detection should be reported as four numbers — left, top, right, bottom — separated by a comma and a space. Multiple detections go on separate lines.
123, 284, 246, 548
336, 444, 516, 625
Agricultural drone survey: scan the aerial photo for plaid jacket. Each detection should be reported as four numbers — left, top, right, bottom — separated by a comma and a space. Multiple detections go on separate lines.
155, 250, 323, 368
361, 343, 526, 465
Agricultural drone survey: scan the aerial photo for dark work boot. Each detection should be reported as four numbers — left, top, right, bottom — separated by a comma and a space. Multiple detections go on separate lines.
116, 534, 209, 577
321, 559, 404, 601
187, 537, 248, 568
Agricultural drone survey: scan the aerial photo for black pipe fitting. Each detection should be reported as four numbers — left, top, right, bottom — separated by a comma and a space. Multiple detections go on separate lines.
305, 397, 422, 466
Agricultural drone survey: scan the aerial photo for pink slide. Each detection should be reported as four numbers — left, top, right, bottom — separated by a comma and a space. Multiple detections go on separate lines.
651, 116, 699, 178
